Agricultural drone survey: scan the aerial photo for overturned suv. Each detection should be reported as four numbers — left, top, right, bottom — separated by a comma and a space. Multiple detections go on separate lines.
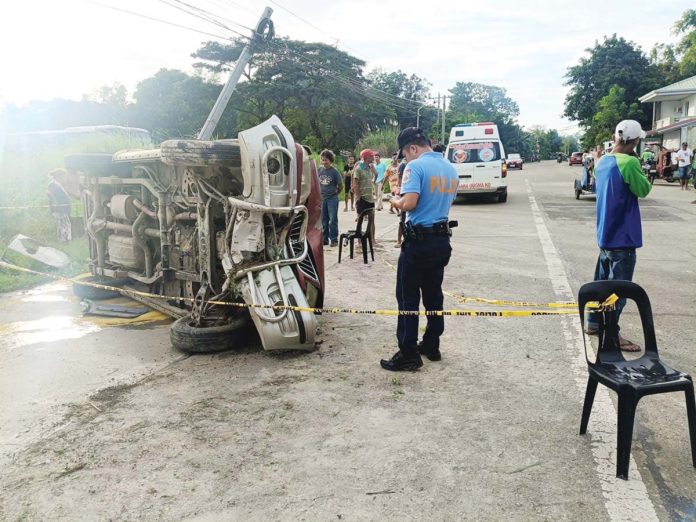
67, 116, 325, 353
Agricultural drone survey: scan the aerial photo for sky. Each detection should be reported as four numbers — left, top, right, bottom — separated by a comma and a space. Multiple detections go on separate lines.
0, 0, 693, 133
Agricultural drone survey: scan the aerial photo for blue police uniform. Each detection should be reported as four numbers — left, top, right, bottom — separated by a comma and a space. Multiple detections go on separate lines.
396, 151, 458, 358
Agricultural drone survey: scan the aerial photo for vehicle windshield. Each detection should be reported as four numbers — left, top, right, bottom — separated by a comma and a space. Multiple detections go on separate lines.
508, 154, 521, 160
448, 141, 502, 164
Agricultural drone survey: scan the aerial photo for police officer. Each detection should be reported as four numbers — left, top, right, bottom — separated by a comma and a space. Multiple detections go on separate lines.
380, 128, 458, 371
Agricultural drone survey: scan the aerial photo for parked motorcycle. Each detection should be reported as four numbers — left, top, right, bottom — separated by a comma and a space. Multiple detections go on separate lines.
641, 159, 657, 184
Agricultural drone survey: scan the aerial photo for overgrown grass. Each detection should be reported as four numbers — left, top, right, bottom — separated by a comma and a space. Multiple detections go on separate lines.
0, 236, 90, 293
0, 131, 144, 292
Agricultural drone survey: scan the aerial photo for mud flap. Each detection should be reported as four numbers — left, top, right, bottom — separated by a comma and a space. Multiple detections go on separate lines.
240, 265, 316, 351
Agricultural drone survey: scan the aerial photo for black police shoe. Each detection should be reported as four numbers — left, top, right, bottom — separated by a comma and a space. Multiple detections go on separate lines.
380, 351, 423, 371
417, 341, 442, 362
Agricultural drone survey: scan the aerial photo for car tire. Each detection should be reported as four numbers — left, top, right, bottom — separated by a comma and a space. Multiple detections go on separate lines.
160, 139, 242, 167
72, 275, 126, 300
498, 189, 508, 203
170, 312, 252, 354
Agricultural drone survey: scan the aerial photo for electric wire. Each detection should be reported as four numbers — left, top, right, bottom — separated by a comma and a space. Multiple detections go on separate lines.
267, 0, 369, 63
89, 1, 235, 41
93, 1, 427, 112
161, 0, 426, 109
159, 0, 252, 40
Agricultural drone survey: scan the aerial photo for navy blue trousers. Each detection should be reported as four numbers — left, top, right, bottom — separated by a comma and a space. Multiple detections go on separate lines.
396, 235, 452, 356
587, 247, 637, 331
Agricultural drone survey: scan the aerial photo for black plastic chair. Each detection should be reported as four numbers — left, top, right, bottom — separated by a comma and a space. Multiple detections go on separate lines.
578, 280, 696, 480
338, 209, 374, 264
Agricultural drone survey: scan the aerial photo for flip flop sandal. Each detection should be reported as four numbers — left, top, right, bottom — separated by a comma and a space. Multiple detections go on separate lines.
619, 339, 641, 352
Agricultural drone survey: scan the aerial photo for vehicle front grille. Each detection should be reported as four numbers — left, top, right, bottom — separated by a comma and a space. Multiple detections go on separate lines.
288, 216, 319, 282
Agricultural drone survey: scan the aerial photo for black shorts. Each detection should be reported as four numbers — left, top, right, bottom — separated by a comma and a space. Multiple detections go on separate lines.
344, 177, 352, 192
356, 198, 375, 215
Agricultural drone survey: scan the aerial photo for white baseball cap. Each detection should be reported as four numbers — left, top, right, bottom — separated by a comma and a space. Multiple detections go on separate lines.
615, 120, 646, 142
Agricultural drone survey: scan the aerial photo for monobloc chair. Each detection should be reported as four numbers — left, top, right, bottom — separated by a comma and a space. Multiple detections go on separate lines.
338, 208, 374, 264
578, 280, 696, 480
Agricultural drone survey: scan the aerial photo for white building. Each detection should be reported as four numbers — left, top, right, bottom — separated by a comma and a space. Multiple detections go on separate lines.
639, 75, 696, 149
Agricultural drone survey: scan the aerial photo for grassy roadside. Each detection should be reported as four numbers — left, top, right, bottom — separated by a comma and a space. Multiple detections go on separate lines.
1, 130, 144, 293
0, 236, 90, 293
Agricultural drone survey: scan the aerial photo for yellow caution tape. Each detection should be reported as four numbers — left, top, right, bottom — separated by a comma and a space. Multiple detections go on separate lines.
377, 251, 579, 309
0, 261, 615, 317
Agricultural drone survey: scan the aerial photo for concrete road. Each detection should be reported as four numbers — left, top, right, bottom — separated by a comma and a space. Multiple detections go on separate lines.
0, 160, 694, 520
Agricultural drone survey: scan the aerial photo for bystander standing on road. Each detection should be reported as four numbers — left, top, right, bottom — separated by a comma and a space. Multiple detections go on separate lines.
585, 120, 652, 352
352, 149, 377, 246
373, 152, 387, 211
343, 155, 355, 211
675, 142, 693, 191
582, 149, 595, 190
47, 168, 72, 243
386, 153, 401, 215
318, 149, 343, 247
380, 128, 458, 371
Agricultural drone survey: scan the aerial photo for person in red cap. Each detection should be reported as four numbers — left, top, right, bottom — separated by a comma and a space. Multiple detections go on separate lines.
351, 149, 377, 245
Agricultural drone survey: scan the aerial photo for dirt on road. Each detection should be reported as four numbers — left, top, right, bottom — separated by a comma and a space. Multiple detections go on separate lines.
0, 232, 607, 521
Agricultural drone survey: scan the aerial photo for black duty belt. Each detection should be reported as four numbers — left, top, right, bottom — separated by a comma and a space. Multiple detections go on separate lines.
403, 220, 458, 242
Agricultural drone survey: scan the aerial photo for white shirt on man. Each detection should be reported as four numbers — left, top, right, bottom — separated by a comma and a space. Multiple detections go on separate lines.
676, 148, 692, 167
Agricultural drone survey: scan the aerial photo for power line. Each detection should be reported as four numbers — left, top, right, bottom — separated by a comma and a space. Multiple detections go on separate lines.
95, 1, 426, 113
266, 0, 367, 62
165, 0, 427, 110
158, 0, 251, 40
91, 1, 234, 41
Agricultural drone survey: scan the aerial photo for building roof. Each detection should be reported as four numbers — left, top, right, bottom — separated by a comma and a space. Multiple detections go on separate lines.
639, 75, 696, 103
646, 116, 696, 137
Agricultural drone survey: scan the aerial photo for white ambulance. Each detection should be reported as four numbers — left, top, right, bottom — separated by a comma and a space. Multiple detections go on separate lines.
447, 122, 508, 202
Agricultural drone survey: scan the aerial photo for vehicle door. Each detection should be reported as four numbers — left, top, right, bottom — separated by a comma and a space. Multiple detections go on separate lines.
448, 140, 503, 192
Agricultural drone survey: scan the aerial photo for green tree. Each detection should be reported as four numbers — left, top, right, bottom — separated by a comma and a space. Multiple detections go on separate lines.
130, 69, 225, 141
561, 134, 580, 155
674, 9, 696, 77
648, 44, 682, 86
527, 126, 564, 160
367, 69, 433, 129
193, 37, 385, 151
583, 85, 642, 148
447, 82, 519, 124
564, 35, 658, 130
445, 82, 524, 151
85, 83, 128, 108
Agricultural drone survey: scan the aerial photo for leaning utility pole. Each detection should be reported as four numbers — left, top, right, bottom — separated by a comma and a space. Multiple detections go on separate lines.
441, 95, 447, 145
198, 7, 274, 140
435, 93, 441, 137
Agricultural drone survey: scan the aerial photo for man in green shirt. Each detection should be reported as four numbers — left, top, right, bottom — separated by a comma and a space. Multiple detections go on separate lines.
352, 149, 377, 245
640, 147, 654, 162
